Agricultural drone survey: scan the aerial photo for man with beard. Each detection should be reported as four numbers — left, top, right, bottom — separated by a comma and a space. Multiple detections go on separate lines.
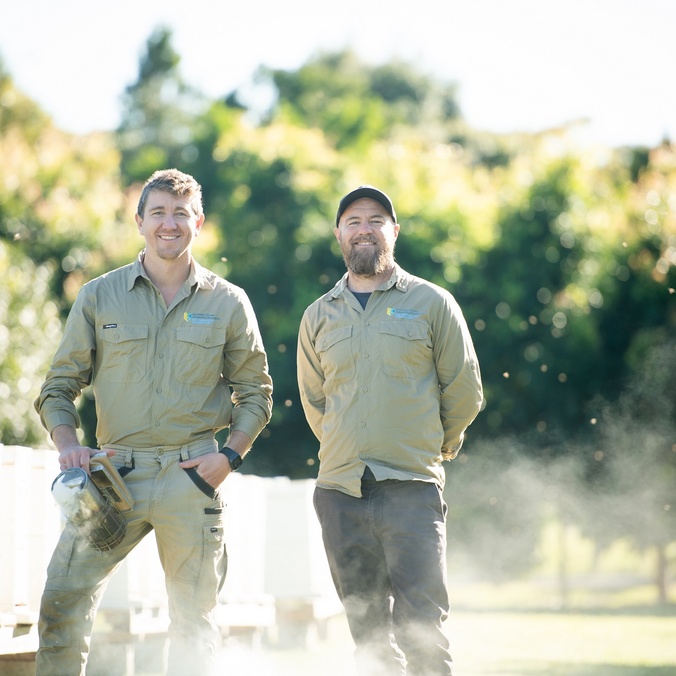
297, 186, 483, 676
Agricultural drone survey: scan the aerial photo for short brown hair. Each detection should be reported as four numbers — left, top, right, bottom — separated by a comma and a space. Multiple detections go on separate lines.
137, 169, 204, 218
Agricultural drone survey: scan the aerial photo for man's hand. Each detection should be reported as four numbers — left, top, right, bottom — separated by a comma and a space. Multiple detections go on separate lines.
179, 452, 231, 489
179, 430, 251, 489
52, 424, 115, 474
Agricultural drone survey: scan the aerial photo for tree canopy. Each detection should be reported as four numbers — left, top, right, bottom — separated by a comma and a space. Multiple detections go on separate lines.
1, 30, 674, 595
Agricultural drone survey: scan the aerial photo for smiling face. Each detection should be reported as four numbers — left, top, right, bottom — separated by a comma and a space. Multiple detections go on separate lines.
335, 197, 399, 278
135, 189, 205, 264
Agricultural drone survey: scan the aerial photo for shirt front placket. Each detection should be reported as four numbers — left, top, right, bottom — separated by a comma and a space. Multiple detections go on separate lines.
353, 290, 388, 457
147, 281, 193, 444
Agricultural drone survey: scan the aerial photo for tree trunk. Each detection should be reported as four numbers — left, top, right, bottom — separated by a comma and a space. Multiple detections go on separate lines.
557, 519, 569, 610
656, 543, 668, 604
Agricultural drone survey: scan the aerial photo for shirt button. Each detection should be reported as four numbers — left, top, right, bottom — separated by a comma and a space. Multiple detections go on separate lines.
155, 421, 160, 427
363, 353, 369, 359
114, 333, 120, 340
156, 387, 162, 393
362, 387, 368, 392
408, 330, 414, 336
360, 421, 366, 427
159, 354, 164, 359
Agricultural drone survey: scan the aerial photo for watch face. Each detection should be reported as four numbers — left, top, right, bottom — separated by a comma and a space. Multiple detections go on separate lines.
231, 454, 243, 470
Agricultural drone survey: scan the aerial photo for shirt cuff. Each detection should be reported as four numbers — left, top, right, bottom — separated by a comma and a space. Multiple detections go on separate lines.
43, 409, 80, 436
230, 408, 267, 444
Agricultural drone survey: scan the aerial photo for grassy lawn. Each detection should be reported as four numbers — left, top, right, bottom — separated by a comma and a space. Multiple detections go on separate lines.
449, 610, 676, 676
199, 604, 676, 676
249, 567, 676, 676
95, 601, 676, 676
94, 527, 676, 676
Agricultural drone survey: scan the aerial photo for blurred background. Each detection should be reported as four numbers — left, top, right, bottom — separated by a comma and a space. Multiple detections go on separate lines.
1, 1, 675, 674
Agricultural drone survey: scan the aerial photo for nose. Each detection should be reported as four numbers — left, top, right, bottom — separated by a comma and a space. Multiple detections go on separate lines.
163, 215, 179, 229
354, 219, 373, 233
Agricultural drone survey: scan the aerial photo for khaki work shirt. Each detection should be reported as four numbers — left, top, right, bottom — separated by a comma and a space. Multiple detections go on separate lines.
35, 252, 272, 447
297, 266, 483, 497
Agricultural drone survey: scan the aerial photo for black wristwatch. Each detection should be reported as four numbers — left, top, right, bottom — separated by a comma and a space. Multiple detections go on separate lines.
219, 446, 243, 471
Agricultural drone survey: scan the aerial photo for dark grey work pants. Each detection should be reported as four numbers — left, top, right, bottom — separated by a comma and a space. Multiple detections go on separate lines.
314, 471, 453, 676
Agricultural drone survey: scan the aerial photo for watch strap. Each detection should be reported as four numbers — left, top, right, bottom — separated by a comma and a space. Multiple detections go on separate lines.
219, 446, 242, 471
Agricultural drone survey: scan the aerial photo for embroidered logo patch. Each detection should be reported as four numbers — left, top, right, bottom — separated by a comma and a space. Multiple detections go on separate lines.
386, 307, 422, 319
184, 312, 217, 325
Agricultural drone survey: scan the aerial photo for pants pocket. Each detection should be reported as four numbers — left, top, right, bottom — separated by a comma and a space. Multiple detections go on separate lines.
182, 466, 218, 500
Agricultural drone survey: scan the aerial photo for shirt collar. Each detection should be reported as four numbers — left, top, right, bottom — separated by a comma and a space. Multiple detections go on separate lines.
329, 264, 410, 300
126, 250, 214, 292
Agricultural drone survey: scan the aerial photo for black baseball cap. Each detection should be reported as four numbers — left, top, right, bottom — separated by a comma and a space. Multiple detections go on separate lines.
335, 185, 397, 226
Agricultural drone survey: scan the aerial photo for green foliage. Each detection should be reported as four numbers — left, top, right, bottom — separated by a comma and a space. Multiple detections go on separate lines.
0, 68, 127, 309
0, 241, 61, 445
116, 25, 207, 185
2, 28, 675, 586
261, 51, 460, 150
458, 161, 597, 441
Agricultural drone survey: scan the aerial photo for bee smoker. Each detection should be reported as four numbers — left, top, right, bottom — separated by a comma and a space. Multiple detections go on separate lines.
51, 467, 127, 552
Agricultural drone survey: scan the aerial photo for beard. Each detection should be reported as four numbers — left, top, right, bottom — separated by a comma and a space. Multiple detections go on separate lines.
341, 237, 395, 277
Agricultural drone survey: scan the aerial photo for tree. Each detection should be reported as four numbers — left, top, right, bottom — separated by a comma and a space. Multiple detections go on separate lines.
456, 160, 599, 445
260, 51, 461, 150
116, 26, 206, 185
0, 64, 126, 307
0, 241, 61, 445
585, 340, 676, 603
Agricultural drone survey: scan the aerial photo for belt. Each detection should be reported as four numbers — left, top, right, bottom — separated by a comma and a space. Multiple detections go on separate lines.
101, 437, 216, 454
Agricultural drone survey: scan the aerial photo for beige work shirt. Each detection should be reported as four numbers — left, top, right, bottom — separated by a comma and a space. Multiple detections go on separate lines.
35, 252, 272, 447
297, 266, 483, 497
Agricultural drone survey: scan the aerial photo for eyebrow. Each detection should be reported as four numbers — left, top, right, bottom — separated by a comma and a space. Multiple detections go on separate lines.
346, 213, 385, 221
148, 204, 190, 213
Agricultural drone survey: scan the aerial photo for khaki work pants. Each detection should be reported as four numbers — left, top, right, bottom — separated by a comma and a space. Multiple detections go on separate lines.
36, 438, 227, 676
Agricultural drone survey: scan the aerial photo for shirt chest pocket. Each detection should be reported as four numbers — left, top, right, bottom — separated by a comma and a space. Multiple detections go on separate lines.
315, 325, 355, 388
174, 327, 227, 386
96, 324, 149, 383
379, 321, 432, 379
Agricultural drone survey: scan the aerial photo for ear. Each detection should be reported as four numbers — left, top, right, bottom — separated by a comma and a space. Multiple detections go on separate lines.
135, 213, 143, 233
195, 213, 206, 235
334, 226, 341, 244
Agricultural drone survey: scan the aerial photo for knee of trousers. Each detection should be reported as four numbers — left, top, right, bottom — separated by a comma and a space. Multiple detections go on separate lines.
38, 588, 98, 650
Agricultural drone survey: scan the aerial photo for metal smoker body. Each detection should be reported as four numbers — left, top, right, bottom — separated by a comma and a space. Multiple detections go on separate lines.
51, 453, 134, 552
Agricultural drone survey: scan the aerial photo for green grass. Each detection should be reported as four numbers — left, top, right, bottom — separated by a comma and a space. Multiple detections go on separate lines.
440, 555, 676, 675
100, 604, 676, 676
95, 559, 676, 675
448, 610, 676, 675
200, 603, 676, 676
